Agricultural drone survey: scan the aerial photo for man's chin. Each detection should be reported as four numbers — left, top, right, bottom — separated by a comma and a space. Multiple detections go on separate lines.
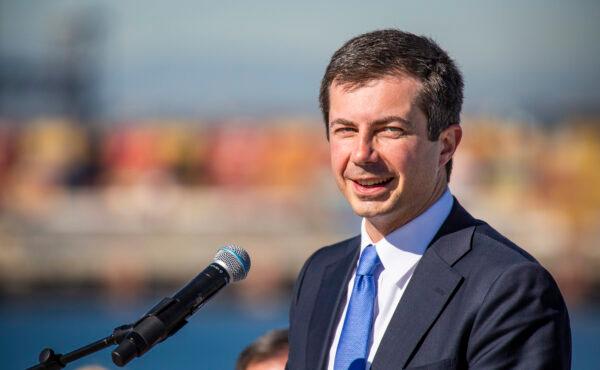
350, 203, 388, 218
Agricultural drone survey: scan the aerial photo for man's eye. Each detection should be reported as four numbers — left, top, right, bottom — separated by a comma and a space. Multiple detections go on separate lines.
334, 127, 357, 134
380, 127, 405, 136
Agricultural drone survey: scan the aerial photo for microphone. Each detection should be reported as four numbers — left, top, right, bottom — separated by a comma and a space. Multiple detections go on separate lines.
111, 245, 251, 367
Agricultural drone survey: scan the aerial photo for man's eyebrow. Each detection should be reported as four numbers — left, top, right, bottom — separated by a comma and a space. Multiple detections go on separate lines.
371, 116, 413, 128
329, 118, 356, 127
329, 116, 414, 129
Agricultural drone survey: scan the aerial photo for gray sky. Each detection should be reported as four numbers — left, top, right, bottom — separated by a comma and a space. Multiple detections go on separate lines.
1, 0, 599, 121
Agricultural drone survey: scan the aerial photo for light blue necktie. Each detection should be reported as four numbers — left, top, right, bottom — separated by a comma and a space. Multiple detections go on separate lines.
334, 245, 381, 370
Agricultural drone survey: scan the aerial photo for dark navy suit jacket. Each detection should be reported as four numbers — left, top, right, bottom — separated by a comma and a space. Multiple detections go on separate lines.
287, 200, 571, 369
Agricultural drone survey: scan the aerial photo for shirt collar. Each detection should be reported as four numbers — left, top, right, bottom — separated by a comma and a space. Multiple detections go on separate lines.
360, 189, 454, 278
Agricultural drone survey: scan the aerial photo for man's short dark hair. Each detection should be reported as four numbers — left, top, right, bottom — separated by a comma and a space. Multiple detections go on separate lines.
236, 329, 289, 370
319, 29, 463, 179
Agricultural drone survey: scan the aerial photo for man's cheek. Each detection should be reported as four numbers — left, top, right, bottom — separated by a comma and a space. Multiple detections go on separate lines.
329, 145, 349, 171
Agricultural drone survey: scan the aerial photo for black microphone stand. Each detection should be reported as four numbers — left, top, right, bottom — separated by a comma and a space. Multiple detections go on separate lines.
26, 325, 133, 370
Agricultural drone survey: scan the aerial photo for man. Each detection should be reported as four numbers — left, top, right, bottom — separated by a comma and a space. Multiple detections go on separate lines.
237, 329, 289, 370
287, 29, 571, 369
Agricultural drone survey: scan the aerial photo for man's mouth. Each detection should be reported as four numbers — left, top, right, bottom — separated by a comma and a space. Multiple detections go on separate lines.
352, 177, 394, 188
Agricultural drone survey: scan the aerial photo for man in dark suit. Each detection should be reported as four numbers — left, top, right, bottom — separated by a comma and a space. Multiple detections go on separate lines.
287, 29, 571, 369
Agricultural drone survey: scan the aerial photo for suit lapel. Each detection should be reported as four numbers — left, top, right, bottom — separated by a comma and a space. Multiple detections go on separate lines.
306, 237, 360, 370
371, 249, 463, 369
371, 200, 478, 369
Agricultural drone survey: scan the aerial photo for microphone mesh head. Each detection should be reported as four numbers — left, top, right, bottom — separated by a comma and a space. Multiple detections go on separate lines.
214, 245, 251, 282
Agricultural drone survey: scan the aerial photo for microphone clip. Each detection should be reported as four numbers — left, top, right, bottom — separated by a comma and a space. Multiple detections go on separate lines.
111, 297, 187, 366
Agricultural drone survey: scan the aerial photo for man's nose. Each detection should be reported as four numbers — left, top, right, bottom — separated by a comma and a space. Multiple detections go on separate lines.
352, 135, 378, 164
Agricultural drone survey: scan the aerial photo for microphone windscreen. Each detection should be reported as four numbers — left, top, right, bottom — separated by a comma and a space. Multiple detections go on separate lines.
214, 246, 251, 282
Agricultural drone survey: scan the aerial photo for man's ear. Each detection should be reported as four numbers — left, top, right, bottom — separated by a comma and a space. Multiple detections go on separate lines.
439, 124, 462, 168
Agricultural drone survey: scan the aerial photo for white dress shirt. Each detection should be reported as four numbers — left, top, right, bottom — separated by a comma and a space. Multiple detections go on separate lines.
327, 189, 454, 370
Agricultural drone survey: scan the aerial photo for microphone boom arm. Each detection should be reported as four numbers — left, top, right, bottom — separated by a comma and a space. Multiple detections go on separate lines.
26, 325, 133, 370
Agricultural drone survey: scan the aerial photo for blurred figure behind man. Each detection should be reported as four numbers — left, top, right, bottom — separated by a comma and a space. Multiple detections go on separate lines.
236, 329, 288, 370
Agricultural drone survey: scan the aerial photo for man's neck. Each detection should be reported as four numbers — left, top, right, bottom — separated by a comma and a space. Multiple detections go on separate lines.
365, 186, 449, 243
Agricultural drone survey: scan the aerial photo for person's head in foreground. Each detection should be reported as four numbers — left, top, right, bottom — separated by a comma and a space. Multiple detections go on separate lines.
236, 329, 289, 370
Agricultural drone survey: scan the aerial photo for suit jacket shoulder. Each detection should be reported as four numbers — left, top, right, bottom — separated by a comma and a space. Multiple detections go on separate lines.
376, 202, 571, 369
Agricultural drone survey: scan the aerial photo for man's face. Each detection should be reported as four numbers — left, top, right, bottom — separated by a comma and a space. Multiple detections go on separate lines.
328, 75, 459, 237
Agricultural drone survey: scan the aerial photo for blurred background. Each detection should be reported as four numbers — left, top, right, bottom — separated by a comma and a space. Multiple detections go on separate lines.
1, 1, 599, 369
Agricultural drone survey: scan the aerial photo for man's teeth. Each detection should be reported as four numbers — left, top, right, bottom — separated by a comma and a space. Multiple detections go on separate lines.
357, 178, 391, 186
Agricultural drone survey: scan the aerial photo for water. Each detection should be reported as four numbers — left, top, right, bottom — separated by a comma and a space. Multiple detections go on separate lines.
1, 297, 598, 370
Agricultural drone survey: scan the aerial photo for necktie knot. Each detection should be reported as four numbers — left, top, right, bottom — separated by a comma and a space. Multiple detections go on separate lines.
357, 245, 380, 276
